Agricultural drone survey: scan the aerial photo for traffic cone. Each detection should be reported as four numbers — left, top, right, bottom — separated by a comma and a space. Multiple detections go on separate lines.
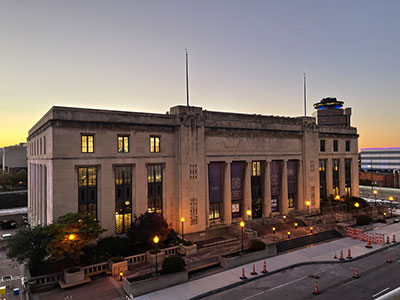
365, 240, 373, 248
240, 267, 247, 280
353, 267, 360, 279
387, 253, 392, 263
392, 234, 397, 243
333, 252, 337, 259
347, 249, 352, 259
386, 236, 391, 244
250, 264, 258, 275
261, 260, 268, 274
313, 281, 319, 295
339, 250, 345, 261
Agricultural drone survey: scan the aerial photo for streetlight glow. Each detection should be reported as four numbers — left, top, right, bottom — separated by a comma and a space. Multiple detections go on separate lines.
354, 202, 360, 208
240, 221, 245, 228
305, 201, 310, 206
181, 217, 185, 223
373, 190, 378, 195
153, 235, 159, 244
68, 234, 76, 241
335, 195, 340, 200
246, 209, 252, 216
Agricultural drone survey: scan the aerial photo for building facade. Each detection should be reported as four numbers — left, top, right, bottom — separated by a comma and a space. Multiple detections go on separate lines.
2, 143, 27, 176
360, 147, 400, 171
27, 103, 359, 239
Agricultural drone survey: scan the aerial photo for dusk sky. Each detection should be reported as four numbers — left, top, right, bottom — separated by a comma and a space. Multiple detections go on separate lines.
1, 0, 399, 149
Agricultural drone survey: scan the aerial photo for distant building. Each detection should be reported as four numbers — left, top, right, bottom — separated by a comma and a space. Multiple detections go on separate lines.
28, 101, 359, 240
0, 148, 3, 169
360, 147, 400, 171
2, 143, 27, 176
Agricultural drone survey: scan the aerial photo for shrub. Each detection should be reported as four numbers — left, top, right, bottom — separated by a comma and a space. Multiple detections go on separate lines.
161, 255, 185, 274
96, 236, 134, 257
249, 239, 266, 252
164, 229, 181, 247
182, 240, 193, 246
356, 215, 372, 226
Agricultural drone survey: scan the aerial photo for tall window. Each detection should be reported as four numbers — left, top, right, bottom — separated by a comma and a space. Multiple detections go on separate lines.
320, 140, 325, 152
208, 162, 223, 221
82, 135, 94, 153
287, 161, 297, 209
251, 161, 262, 218
115, 166, 132, 234
346, 140, 351, 152
78, 167, 97, 217
333, 140, 338, 152
319, 160, 327, 199
118, 136, 129, 153
148, 164, 163, 214
209, 202, 221, 220
43, 136, 46, 155
345, 159, 352, 197
332, 159, 339, 196
150, 136, 160, 153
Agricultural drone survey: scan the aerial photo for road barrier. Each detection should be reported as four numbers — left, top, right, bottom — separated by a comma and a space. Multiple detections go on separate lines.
339, 250, 345, 261
347, 249, 352, 259
353, 267, 360, 279
313, 281, 319, 295
346, 227, 386, 246
393, 234, 397, 243
261, 260, 268, 274
250, 264, 257, 275
387, 253, 392, 263
240, 267, 247, 280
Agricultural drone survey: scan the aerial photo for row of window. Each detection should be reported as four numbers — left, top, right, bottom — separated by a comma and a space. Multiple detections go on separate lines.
77, 164, 163, 234
81, 135, 160, 154
320, 140, 351, 152
319, 158, 352, 198
30, 136, 46, 156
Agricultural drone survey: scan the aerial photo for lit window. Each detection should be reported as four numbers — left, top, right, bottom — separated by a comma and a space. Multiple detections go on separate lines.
150, 136, 160, 153
252, 161, 261, 176
118, 136, 129, 153
82, 135, 94, 153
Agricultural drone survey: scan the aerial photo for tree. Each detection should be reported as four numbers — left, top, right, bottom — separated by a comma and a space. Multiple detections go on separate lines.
14, 169, 27, 186
7, 225, 53, 268
0, 170, 12, 189
47, 213, 106, 265
127, 212, 170, 250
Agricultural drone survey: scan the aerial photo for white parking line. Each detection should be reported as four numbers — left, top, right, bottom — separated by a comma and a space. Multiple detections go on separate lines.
372, 287, 390, 298
242, 276, 308, 300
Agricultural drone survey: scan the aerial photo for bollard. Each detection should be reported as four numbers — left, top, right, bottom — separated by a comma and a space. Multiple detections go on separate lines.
386, 236, 391, 244
261, 260, 268, 274
250, 264, 258, 275
353, 267, 360, 279
393, 234, 397, 243
333, 252, 337, 259
313, 281, 319, 295
240, 267, 247, 280
365, 240, 373, 248
339, 250, 345, 261
387, 253, 392, 263
347, 249, 352, 259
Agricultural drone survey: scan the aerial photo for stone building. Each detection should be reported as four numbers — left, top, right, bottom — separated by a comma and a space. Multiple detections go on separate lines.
27, 100, 359, 240
2, 143, 27, 176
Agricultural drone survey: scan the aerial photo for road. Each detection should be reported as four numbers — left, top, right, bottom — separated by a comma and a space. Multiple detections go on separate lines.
204, 244, 400, 300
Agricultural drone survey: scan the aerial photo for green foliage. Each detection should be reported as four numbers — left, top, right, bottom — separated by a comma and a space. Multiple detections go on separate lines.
0, 171, 13, 189
96, 236, 133, 257
127, 212, 170, 250
182, 240, 193, 246
47, 213, 106, 265
356, 215, 372, 226
346, 196, 368, 211
6, 225, 53, 268
249, 239, 266, 252
161, 254, 185, 274
164, 229, 182, 247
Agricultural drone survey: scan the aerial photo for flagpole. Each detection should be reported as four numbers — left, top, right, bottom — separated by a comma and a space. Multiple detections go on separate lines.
186, 49, 189, 107
303, 72, 306, 116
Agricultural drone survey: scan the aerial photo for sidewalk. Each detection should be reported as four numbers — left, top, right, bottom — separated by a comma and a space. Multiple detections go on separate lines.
133, 222, 400, 300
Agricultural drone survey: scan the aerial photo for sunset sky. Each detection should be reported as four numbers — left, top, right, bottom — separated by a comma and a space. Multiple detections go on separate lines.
1, 0, 399, 149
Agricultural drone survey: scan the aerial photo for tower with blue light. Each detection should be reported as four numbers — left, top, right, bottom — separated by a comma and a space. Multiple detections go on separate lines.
313, 97, 352, 126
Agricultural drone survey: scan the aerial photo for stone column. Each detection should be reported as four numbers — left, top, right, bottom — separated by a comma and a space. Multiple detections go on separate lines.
351, 157, 360, 197
326, 158, 333, 197
35, 164, 39, 225
223, 162, 232, 225
281, 160, 289, 216
297, 160, 304, 212
262, 160, 271, 218
339, 158, 346, 196
243, 161, 252, 219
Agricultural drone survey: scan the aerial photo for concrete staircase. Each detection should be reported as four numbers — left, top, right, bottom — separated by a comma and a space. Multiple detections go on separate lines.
276, 230, 342, 253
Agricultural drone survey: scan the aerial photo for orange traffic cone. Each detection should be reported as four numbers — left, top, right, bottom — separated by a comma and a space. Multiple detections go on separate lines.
240, 267, 247, 280
386, 236, 391, 244
365, 240, 373, 248
333, 252, 337, 259
339, 250, 345, 261
353, 267, 360, 279
250, 264, 258, 275
261, 260, 268, 274
313, 281, 319, 295
387, 253, 392, 263
392, 234, 397, 243
347, 249, 352, 259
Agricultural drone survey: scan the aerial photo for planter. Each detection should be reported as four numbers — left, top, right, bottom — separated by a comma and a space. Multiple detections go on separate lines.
108, 259, 128, 276
219, 244, 277, 269
146, 250, 165, 265
179, 243, 197, 256
123, 270, 188, 297
63, 267, 85, 285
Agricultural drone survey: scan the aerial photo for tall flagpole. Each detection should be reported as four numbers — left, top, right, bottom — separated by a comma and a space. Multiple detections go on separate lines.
303, 72, 306, 116
186, 49, 189, 107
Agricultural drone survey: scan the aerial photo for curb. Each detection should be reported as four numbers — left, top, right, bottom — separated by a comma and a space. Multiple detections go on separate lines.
189, 241, 400, 300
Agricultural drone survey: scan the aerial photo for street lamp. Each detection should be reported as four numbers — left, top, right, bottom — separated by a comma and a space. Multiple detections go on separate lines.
119, 271, 123, 281
305, 201, 311, 220
246, 209, 252, 230
287, 231, 291, 238
272, 227, 276, 234
310, 226, 313, 233
335, 195, 340, 201
294, 222, 298, 229
68, 234, 76, 241
373, 190, 378, 206
354, 202, 359, 217
180, 217, 185, 241
283, 215, 287, 222
240, 221, 245, 252
153, 235, 159, 274
389, 196, 394, 218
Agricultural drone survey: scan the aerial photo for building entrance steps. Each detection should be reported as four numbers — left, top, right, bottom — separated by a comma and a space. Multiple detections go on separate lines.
132, 222, 400, 300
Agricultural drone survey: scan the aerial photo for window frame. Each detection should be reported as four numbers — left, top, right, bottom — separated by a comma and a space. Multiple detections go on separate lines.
81, 134, 95, 153
150, 136, 161, 153
346, 140, 350, 152
333, 140, 338, 152
117, 135, 130, 153
320, 140, 325, 152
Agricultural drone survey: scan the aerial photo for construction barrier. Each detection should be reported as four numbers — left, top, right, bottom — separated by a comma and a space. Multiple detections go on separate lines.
346, 228, 385, 246
375, 233, 385, 245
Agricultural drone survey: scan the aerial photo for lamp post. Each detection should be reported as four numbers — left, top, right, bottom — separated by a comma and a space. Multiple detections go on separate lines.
246, 209, 252, 231
180, 217, 185, 241
240, 221, 245, 252
272, 227, 276, 234
389, 196, 394, 218
119, 271, 123, 281
153, 235, 159, 274
310, 226, 313, 233
373, 190, 378, 207
294, 222, 298, 229
335, 195, 340, 201
354, 202, 359, 217
283, 215, 286, 222
305, 201, 311, 220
